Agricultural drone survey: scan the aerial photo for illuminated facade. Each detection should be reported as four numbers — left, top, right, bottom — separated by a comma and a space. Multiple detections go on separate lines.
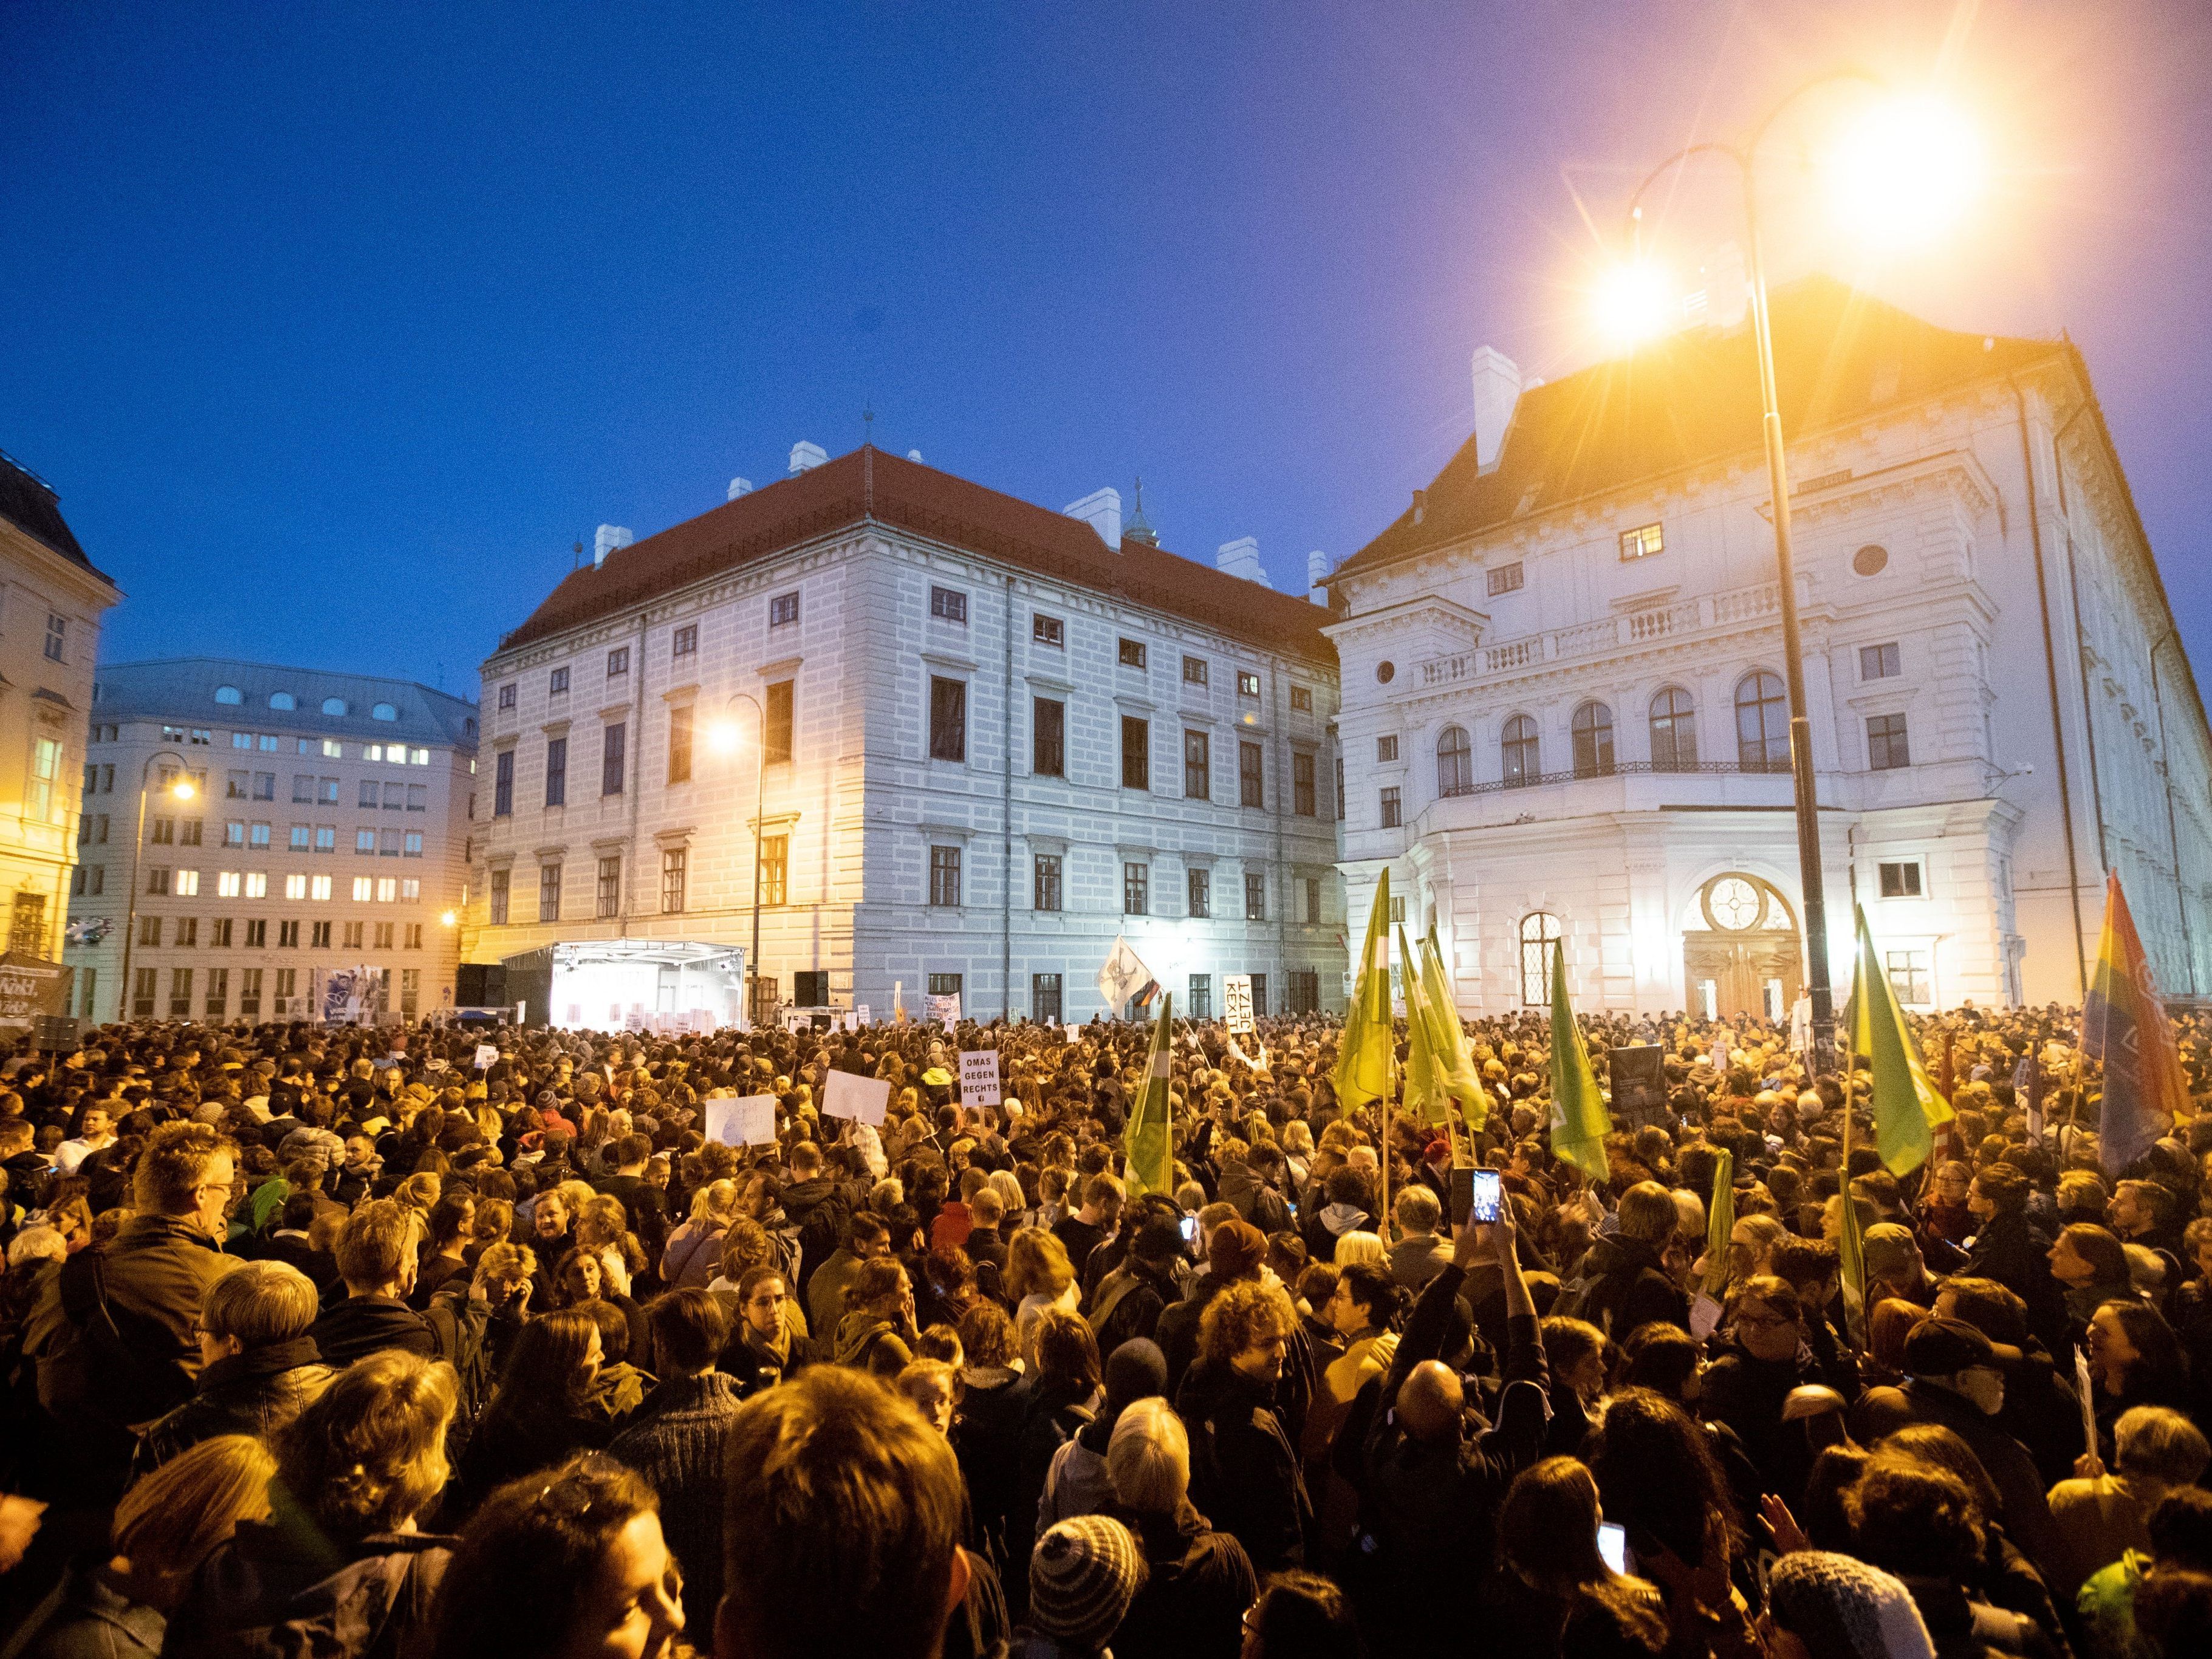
1328, 278, 2212, 1016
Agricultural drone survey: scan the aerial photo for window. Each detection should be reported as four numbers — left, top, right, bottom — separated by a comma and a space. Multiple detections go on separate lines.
928, 973, 962, 999
318, 776, 340, 803
607, 646, 629, 677
1118, 638, 1146, 669
1237, 671, 1261, 699
1734, 672, 1790, 771
355, 779, 378, 809
352, 876, 373, 901
177, 916, 198, 946
1188, 975, 1213, 1019
1293, 751, 1316, 816
929, 844, 962, 907
284, 873, 305, 898
672, 623, 698, 657
405, 924, 422, 949
1502, 714, 1539, 786
789, 970, 828, 1008
370, 702, 397, 722
1867, 713, 1911, 770
1878, 860, 1923, 898
1032, 697, 1064, 778
1886, 948, 1931, 1005
290, 773, 313, 804
1287, 968, 1319, 1014
1238, 747, 1274, 814
544, 668, 569, 698
43, 614, 66, 662
289, 824, 310, 851
1120, 716, 1149, 790
231, 731, 253, 751
371, 922, 393, 949
1335, 755, 1345, 821
147, 866, 170, 896
1487, 561, 1525, 597
661, 848, 687, 913
1860, 642, 1901, 681
248, 822, 270, 849
1123, 862, 1149, 915
762, 835, 789, 905
601, 722, 626, 795
538, 861, 561, 922
315, 826, 336, 852
1619, 522, 1664, 560
1032, 973, 1063, 1022
308, 874, 329, 900
309, 920, 331, 948
400, 968, 419, 1016
258, 734, 279, 752
248, 771, 272, 800
411, 747, 428, 765
499, 683, 516, 710
343, 921, 365, 948
765, 680, 793, 764
1648, 688, 1697, 771
1572, 702, 1615, 778
219, 871, 243, 897
406, 784, 426, 811
168, 968, 193, 1019
1519, 911, 1561, 1005
1435, 725, 1473, 796
1247, 974, 1268, 1017
1183, 730, 1210, 799
1245, 872, 1267, 921
357, 829, 377, 854
1183, 655, 1208, 686
1304, 876, 1322, 925
1033, 614, 1063, 648
597, 855, 622, 918
929, 586, 968, 624
668, 707, 693, 784
1379, 785, 1402, 828
140, 915, 161, 946
544, 737, 567, 806
1033, 855, 1061, 911
495, 750, 517, 816
27, 738, 57, 821
490, 869, 509, 925
150, 816, 174, 846
226, 769, 248, 800
1376, 734, 1398, 763
214, 682, 243, 705
322, 697, 348, 716
132, 966, 155, 1017
1290, 685, 1312, 712
929, 677, 967, 762
769, 592, 800, 628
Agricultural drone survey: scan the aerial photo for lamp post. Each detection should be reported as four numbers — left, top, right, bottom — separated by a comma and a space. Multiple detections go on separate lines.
115, 749, 194, 1023
714, 693, 766, 1029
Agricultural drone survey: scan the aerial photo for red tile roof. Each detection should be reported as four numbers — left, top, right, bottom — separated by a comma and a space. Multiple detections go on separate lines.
498, 447, 1337, 665
1335, 276, 2064, 583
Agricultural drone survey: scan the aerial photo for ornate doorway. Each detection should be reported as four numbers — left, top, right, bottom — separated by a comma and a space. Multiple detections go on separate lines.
1682, 872, 1801, 1021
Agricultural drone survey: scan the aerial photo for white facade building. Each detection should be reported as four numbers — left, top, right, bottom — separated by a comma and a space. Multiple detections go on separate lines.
1326, 278, 2212, 1018
66, 660, 480, 1023
465, 446, 1346, 1026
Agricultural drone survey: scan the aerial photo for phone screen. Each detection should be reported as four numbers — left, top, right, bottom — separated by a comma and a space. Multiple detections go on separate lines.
1179, 1215, 1199, 1244
1469, 1168, 1502, 1223
1597, 1522, 1627, 1576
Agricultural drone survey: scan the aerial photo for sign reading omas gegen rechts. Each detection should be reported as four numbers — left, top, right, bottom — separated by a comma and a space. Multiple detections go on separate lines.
959, 1049, 1001, 1108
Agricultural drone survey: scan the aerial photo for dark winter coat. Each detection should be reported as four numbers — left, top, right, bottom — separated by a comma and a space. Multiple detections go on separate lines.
1573, 1233, 1688, 1343
1176, 1358, 1311, 1577
309, 1296, 437, 1369
163, 1520, 453, 1659
0, 1557, 163, 1659
608, 1371, 744, 1633
131, 1338, 332, 1479
1108, 1500, 1258, 1659
36, 1214, 236, 1435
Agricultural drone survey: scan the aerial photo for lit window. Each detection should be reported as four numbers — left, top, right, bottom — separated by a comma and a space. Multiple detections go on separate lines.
1237, 671, 1261, 699
1618, 522, 1664, 561
401, 878, 420, 900
322, 740, 341, 759
353, 877, 373, 901
244, 872, 266, 897
377, 877, 397, 902
285, 874, 306, 899
411, 747, 428, 765
217, 872, 242, 897
310, 874, 331, 900
174, 869, 199, 896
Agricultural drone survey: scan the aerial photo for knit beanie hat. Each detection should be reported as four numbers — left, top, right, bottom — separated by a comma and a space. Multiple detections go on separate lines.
1767, 1551, 1936, 1659
1207, 1220, 1268, 1281
1027, 1515, 1146, 1647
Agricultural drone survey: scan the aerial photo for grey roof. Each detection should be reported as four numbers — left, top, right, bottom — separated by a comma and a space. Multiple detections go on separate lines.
92, 658, 479, 751
0, 448, 113, 584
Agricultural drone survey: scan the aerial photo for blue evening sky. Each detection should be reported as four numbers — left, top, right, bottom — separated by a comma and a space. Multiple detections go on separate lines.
3, 1, 2207, 698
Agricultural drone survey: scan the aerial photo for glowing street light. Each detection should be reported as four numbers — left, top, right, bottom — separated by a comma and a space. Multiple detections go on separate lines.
1592, 256, 1675, 346
707, 719, 742, 757
1826, 94, 1984, 248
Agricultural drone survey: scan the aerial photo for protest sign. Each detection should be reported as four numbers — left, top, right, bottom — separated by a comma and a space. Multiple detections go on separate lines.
474, 1044, 498, 1070
704, 1092, 778, 1148
959, 1049, 1002, 1107
1224, 974, 1255, 1035
928, 992, 960, 1031
823, 1070, 891, 1126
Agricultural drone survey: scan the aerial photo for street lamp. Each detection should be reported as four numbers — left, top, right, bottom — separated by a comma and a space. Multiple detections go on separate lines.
710, 694, 766, 1028
116, 749, 194, 1023
1597, 74, 1980, 1069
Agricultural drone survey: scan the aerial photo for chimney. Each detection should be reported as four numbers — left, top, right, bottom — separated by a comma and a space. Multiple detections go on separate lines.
1470, 346, 1524, 470
1307, 550, 1331, 606
789, 441, 827, 475
1215, 536, 1269, 587
727, 477, 753, 502
594, 524, 633, 568
1063, 487, 1122, 549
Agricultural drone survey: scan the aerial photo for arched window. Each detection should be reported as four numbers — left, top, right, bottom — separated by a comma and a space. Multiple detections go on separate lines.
1734, 671, 1790, 772
1571, 702, 1614, 778
269, 691, 296, 711
1436, 725, 1473, 796
1649, 687, 1697, 771
371, 702, 399, 722
323, 697, 349, 716
214, 685, 242, 705
1501, 714, 1539, 787
1519, 911, 1561, 1006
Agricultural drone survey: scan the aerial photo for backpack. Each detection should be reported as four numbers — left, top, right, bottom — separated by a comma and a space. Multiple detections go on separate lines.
425, 1289, 495, 1454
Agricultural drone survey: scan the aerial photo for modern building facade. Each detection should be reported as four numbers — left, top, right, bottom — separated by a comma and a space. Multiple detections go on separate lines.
465, 446, 1346, 1027
1327, 277, 2212, 1018
66, 660, 479, 1023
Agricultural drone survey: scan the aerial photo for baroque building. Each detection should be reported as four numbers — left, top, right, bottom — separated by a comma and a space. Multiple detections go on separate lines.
1326, 277, 2212, 1017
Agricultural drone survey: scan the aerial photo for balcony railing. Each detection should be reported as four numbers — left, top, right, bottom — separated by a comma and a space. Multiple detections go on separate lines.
1437, 758, 1791, 799
1419, 581, 1784, 689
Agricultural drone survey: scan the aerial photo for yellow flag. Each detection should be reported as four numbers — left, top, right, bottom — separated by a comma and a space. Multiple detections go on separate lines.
1334, 869, 1395, 1110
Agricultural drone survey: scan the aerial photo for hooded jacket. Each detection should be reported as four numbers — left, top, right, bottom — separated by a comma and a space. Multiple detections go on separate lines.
832, 1308, 913, 1378
309, 1296, 438, 1369
1175, 1358, 1310, 1577
1573, 1233, 1688, 1343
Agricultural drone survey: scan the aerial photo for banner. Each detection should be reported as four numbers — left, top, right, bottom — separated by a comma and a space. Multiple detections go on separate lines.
316, 965, 387, 1026
1097, 934, 1159, 1015
2082, 871, 2189, 1175
958, 1049, 1002, 1107
0, 954, 71, 1030
928, 993, 960, 1031
474, 1044, 498, 1070
1224, 974, 1255, 1035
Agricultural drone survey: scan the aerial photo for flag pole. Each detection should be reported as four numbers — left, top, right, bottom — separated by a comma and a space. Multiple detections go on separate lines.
1378, 939, 1392, 1240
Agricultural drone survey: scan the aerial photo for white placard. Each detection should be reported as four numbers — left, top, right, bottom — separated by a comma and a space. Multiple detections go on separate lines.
1064, 1024, 1080, 1044
1224, 974, 1255, 1035
474, 1044, 498, 1070
928, 993, 960, 1031
784, 1011, 812, 1033
705, 1093, 779, 1148
823, 1069, 891, 1126
855, 1005, 871, 1027
1689, 1293, 1724, 1340
959, 1050, 1002, 1107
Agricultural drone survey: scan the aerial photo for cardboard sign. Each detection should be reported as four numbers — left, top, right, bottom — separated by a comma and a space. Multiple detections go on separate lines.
474, 1044, 498, 1070
704, 1093, 778, 1148
855, 1005, 871, 1027
1224, 974, 1255, 1035
823, 1070, 891, 1126
959, 1050, 1002, 1107
928, 993, 960, 1031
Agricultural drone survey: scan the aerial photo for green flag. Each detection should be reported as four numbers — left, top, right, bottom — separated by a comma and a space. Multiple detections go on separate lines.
1334, 869, 1395, 1112
1398, 925, 1451, 1127
1837, 1172, 1871, 1349
1419, 925, 1492, 1135
1547, 942, 1611, 1180
1850, 906, 1954, 1176
1703, 1148, 1736, 1298
1123, 993, 1175, 1199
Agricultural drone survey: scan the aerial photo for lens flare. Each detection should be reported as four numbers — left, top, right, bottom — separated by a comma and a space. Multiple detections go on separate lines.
1827, 95, 1982, 247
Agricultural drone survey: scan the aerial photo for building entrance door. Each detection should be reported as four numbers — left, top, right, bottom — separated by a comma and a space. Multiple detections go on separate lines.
1681, 874, 1802, 1021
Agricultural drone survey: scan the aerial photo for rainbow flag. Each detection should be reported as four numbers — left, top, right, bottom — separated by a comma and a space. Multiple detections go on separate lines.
2081, 872, 2188, 1176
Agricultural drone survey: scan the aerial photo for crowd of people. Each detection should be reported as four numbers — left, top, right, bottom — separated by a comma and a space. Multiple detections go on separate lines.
0, 996, 2210, 1659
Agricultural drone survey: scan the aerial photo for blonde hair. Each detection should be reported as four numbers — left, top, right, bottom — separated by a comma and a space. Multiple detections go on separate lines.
1106, 1397, 1188, 1514
689, 1178, 740, 1226
1004, 1228, 1073, 1302
114, 1434, 274, 1583
1330, 1231, 1386, 1270
275, 1350, 456, 1539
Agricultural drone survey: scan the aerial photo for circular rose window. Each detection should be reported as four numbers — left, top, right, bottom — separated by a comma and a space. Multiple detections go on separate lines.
1375, 660, 1395, 684
1708, 877, 1762, 930
1852, 544, 1889, 577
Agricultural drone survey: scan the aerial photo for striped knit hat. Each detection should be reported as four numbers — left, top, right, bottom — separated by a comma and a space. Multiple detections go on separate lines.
1027, 1515, 1146, 1647
1767, 1551, 1936, 1659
